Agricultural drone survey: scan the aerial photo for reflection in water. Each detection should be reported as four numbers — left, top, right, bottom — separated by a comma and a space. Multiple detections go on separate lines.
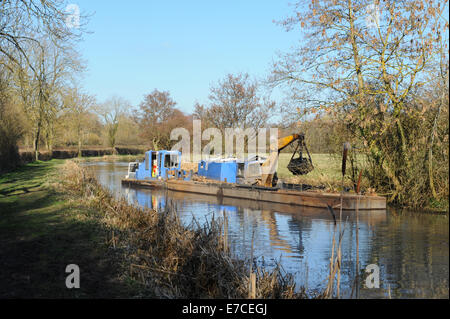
84, 161, 449, 298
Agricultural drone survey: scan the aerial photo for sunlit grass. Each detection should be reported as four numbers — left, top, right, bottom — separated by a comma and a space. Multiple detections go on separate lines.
0, 160, 139, 298
277, 153, 368, 189
277, 153, 340, 182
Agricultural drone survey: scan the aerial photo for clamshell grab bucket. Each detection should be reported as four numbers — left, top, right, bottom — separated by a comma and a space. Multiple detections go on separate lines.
287, 139, 314, 175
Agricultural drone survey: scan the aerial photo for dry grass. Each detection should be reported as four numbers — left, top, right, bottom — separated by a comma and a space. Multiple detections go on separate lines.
59, 161, 311, 299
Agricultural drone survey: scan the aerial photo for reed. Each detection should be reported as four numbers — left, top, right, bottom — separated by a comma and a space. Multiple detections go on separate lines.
323, 212, 347, 299
59, 161, 307, 299
324, 142, 351, 299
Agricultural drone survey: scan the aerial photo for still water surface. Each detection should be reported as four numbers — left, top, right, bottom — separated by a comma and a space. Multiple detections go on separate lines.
85, 161, 449, 298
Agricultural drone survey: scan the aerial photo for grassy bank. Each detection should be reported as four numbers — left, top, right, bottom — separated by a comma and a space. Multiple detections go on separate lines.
0, 160, 137, 298
72, 154, 145, 163
0, 146, 146, 174
0, 160, 309, 298
278, 153, 448, 211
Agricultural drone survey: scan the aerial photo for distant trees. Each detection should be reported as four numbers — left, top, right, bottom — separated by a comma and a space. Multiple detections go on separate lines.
16, 38, 83, 160
60, 87, 96, 156
136, 89, 191, 150
0, 0, 86, 169
192, 73, 275, 157
97, 96, 131, 150
115, 114, 142, 146
195, 73, 275, 131
50, 93, 141, 153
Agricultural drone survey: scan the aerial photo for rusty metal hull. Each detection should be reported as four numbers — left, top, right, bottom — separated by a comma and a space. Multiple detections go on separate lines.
121, 178, 386, 210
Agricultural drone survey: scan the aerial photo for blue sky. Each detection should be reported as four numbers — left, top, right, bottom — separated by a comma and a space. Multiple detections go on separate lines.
75, 0, 300, 113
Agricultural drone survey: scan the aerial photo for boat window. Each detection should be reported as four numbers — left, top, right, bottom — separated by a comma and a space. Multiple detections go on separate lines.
237, 163, 245, 177
247, 162, 261, 177
145, 153, 149, 170
164, 154, 178, 168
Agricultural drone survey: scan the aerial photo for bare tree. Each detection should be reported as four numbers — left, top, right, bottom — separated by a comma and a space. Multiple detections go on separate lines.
204, 73, 275, 131
97, 96, 130, 151
271, 0, 448, 204
13, 37, 83, 160
1, 0, 85, 67
115, 114, 142, 146
136, 89, 178, 150
1, 0, 88, 164
61, 86, 96, 156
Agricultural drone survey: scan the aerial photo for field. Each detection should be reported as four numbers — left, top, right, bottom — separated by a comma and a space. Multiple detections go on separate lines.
276, 153, 370, 191
277, 153, 341, 183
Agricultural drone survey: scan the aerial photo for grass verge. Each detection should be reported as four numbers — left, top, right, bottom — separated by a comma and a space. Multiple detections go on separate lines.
0, 160, 137, 298
71, 154, 145, 163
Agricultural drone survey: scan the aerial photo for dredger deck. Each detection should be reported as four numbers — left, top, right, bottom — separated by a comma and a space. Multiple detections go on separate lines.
121, 178, 386, 211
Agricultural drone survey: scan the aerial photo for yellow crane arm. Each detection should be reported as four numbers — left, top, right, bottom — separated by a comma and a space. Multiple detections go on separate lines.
277, 134, 301, 152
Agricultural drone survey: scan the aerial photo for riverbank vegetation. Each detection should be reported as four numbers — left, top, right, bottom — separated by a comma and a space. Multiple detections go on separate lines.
1, 0, 448, 210
271, 1, 449, 210
1, 159, 316, 298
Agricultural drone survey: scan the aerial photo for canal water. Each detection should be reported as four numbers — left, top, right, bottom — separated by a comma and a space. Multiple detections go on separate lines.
84, 161, 449, 299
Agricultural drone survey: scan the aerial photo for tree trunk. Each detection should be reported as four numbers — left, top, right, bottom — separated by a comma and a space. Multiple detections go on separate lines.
78, 136, 82, 158
46, 124, 54, 158
382, 160, 403, 202
34, 123, 41, 161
